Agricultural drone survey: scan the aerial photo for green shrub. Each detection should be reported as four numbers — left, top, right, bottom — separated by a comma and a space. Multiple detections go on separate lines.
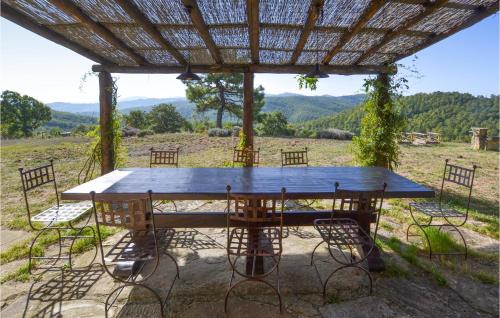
138, 129, 154, 137
293, 127, 315, 138
316, 128, 354, 140
208, 128, 231, 137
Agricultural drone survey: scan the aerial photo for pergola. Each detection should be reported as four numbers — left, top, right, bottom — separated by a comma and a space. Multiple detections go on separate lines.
2, 0, 498, 173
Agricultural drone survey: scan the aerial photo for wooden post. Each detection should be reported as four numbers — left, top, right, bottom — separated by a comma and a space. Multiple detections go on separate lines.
243, 72, 254, 158
376, 72, 390, 168
377, 72, 390, 108
99, 71, 114, 174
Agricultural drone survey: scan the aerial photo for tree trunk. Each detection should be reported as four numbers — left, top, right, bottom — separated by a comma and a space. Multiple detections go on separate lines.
215, 80, 225, 129
216, 108, 223, 129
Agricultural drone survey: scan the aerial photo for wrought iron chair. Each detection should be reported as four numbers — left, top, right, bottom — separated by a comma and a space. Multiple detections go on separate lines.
311, 182, 386, 298
224, 186, 286, 313
281, 147, 315, 207
90, 190, 179, 318
149, 147, 179, 212
232, 147, 260, 167
281, 147, 308, 167
407, 159, 477, 259
19, 159, 96, 274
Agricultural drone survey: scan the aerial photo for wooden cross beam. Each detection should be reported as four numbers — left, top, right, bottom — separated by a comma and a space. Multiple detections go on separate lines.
115, 0, 187, 65
92, 63, 394, 75
247, 0, 260, 64
182, 0, 223, 64
51, 0, 147, 65
290, 0, 324, 64
354, 0, 449, 64
322, 0, 385, 64
1, 4, 115, 65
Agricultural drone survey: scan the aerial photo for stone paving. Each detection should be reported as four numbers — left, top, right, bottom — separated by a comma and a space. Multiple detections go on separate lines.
1, 201, 498, 317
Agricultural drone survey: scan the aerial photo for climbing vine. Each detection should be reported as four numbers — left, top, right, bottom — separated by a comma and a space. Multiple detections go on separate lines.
79, 73, 126, 181
352, 71, 407, 170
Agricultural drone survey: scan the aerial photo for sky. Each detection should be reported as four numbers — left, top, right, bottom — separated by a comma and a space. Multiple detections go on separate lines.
1, 13, 498, 104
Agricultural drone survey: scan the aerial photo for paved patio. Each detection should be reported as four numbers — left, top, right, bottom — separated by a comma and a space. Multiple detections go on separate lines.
1, 201, 498, 318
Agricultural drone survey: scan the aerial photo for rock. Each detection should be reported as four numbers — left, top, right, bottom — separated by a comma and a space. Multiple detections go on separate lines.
319, 296, 402, 318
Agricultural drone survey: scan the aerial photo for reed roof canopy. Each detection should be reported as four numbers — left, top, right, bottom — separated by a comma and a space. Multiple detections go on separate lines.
2, 0, 498, 75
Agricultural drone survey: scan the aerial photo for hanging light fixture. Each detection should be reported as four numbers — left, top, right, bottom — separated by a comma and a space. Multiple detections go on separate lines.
177, 6, 201, 81
305, 5, 329, 79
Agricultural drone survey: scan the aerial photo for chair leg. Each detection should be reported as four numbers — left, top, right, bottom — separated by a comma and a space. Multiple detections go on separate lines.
225, 266, 282, 314
105, 283, 165, 318
322, 264, 373, 299
164, 251, 180, 278
436, 224, 468, 259
29, 228, 63, 275
310, 240, 325, 266
68, 225, 98, 271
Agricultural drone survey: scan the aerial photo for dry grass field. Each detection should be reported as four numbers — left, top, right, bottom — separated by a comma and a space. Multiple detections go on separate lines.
0, 133, 498, 287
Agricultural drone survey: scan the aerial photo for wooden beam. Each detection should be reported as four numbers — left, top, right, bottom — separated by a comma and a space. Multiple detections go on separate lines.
394, 3, 499, 62
290, 0, 324, 64
322, 0, 384, 64
154, 211, 377, 228
99, 71, 114, 174
1, 4, 114, 65
181, 0, 223, 64
92, 63, 394, 74
355, 0, 449, 64
115, 0, 186, 65
247, 0, 260, 63
243, 72, 254, 155
51, 0, 147, 65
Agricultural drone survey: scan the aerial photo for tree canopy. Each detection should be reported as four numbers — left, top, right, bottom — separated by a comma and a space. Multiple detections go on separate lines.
1, 90, 51, 137
256, 111, 293, 137
124, 110, 149, 129
184, 74, 265, 128
302, 92, 499, 142
149, 104, 188, 133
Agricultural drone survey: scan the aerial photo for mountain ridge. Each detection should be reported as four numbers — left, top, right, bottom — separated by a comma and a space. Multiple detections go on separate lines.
47, 94, 365, 123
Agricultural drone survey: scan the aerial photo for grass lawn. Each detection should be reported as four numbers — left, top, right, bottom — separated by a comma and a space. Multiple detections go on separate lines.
1, 133, 498, 285
1, 134, 498, 233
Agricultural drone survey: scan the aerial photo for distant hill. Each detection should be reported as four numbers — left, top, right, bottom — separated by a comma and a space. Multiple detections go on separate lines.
47, 94, 364, 123
48, 97, 191, 116
301, 92, 499, 142
262, 94, 364, 122
43, 110, 97, 131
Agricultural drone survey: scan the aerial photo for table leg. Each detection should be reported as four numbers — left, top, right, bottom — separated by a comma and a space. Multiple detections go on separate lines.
357, 198, 385, 272
246, 227, 264, 275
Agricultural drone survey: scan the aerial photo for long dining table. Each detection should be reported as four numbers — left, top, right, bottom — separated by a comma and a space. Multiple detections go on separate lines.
62, 166, 434, 272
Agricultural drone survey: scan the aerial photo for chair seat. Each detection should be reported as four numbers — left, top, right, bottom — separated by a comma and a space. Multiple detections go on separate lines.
105, 228, 175, 263
410, 202, 464, 217
31, 201, 92, 223
314, 218, 371, 247
228, 227, 281, 258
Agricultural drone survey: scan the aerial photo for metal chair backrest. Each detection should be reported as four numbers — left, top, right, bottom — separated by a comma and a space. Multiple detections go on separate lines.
232, 147, 260, 167
331, 182, 387, 241
439, 159, 477, 213
90, 191, 160, 283
19, 160, 59, 229
91, 192, 154, 231
226, 186, 285, 226
281, 148, 308, 167
149, 147, 179, 167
